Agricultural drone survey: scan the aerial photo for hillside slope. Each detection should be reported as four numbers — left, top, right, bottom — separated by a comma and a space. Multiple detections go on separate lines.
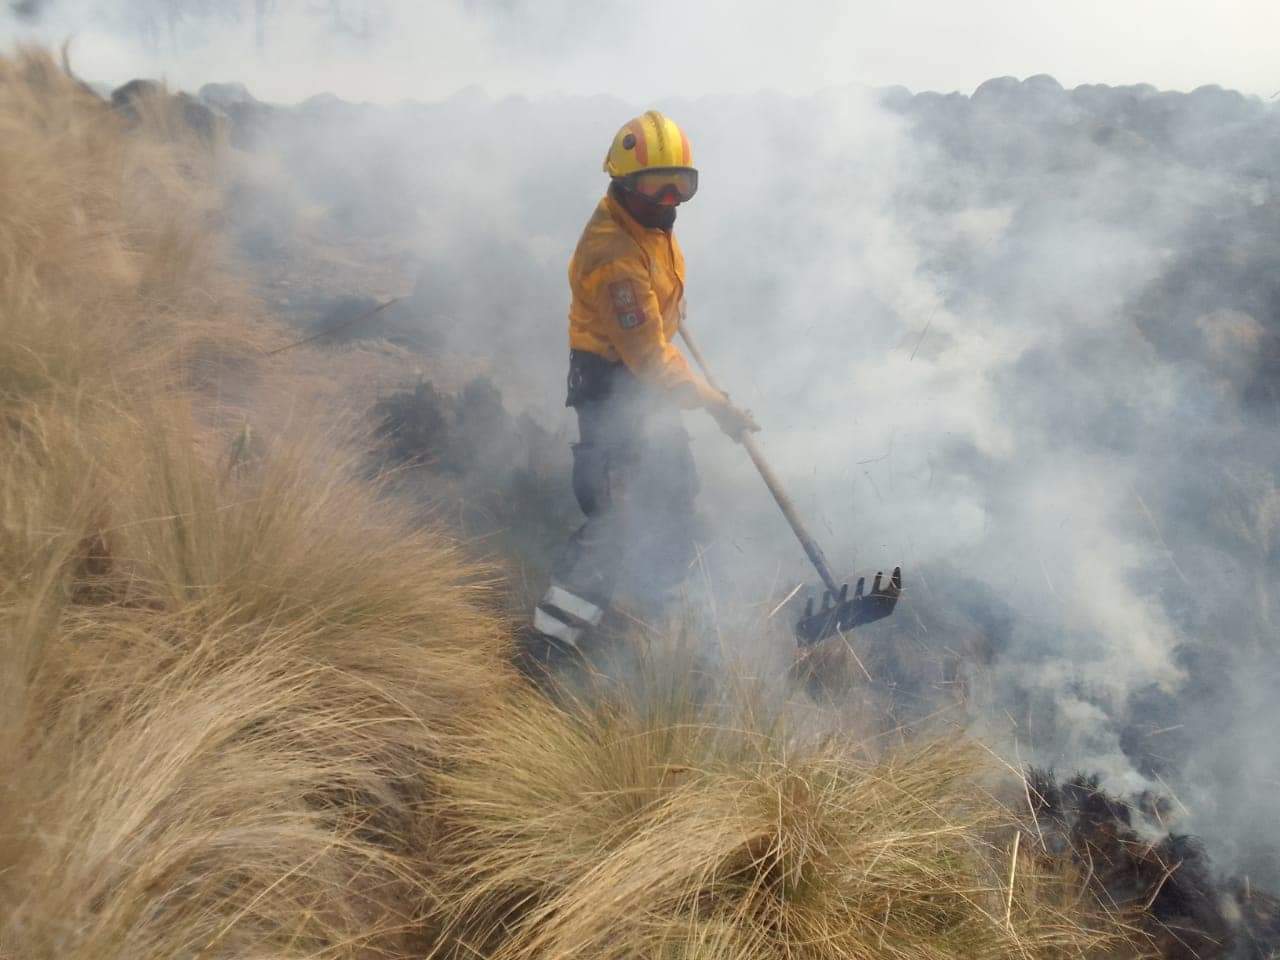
0, 51, 1126, 960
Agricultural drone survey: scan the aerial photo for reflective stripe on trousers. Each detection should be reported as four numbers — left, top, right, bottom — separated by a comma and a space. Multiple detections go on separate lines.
532, 581, 607, 649
543, 584, 605, 627
533, 606, 581, 648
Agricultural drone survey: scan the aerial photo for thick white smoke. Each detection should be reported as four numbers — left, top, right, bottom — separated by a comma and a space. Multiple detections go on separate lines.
5, 0, 1280, 100
676, 87, 1194, 784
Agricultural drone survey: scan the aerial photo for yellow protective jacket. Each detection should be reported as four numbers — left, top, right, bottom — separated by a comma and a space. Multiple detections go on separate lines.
567, 192, 716, 408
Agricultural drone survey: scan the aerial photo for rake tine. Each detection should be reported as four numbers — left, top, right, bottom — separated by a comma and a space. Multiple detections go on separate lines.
795, 567, 904, 646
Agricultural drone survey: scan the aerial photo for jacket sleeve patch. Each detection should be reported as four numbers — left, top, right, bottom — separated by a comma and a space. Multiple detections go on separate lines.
608, 280, 647, 330
608, 281, 637, 310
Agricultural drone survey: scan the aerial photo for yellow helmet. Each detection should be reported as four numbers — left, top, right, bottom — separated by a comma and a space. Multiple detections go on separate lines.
603, 110, 698, 204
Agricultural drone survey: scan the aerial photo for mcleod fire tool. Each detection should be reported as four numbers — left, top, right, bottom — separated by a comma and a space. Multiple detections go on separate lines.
675, 321, 903, 645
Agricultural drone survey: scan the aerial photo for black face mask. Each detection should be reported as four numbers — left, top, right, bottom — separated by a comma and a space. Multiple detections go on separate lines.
611, 181, 677, 231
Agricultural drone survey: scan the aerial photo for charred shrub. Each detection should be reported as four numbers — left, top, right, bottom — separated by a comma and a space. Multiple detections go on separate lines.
452, 377, 511, 473
374, 375, 520, 474
1027, 768, 1279, 958
374, 379, 451, 467
372, 377, 579, 587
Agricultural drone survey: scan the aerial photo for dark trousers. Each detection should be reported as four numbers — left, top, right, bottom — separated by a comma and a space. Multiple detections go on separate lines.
533, 389, 699, 647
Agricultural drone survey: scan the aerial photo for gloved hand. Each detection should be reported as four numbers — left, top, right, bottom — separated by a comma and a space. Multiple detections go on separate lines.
707, 392, 760, 442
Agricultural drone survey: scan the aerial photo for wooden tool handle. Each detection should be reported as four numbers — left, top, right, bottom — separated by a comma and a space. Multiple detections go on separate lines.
677, 322, 841, 596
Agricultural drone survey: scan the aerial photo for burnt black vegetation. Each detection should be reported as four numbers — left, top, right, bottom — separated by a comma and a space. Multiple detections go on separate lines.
1028, 768, 1280, 958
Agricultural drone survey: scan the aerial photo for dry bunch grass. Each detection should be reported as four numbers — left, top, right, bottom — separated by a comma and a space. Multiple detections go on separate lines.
428, 647, 1130, 960
1, 405, 513, 959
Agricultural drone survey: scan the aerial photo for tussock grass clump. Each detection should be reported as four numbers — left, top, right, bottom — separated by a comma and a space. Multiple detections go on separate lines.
430, 650, 1128, 960
0, 404, 513, 959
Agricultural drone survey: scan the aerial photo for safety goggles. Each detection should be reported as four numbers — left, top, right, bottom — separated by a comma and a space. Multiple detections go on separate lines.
617, 167, 699, 205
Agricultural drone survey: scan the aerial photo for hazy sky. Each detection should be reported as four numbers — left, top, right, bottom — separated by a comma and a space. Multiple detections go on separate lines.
5, 0, 1279, 102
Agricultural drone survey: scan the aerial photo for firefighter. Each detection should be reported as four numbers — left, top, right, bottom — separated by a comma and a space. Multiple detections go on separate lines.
528, 110, 758, 656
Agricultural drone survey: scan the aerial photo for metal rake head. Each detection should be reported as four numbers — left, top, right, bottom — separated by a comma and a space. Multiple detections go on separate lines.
795, 566, 903, 646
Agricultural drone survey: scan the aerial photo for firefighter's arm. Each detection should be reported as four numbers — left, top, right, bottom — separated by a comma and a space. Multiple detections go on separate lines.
594, 267, 720, 409
591, 268, 760, 438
